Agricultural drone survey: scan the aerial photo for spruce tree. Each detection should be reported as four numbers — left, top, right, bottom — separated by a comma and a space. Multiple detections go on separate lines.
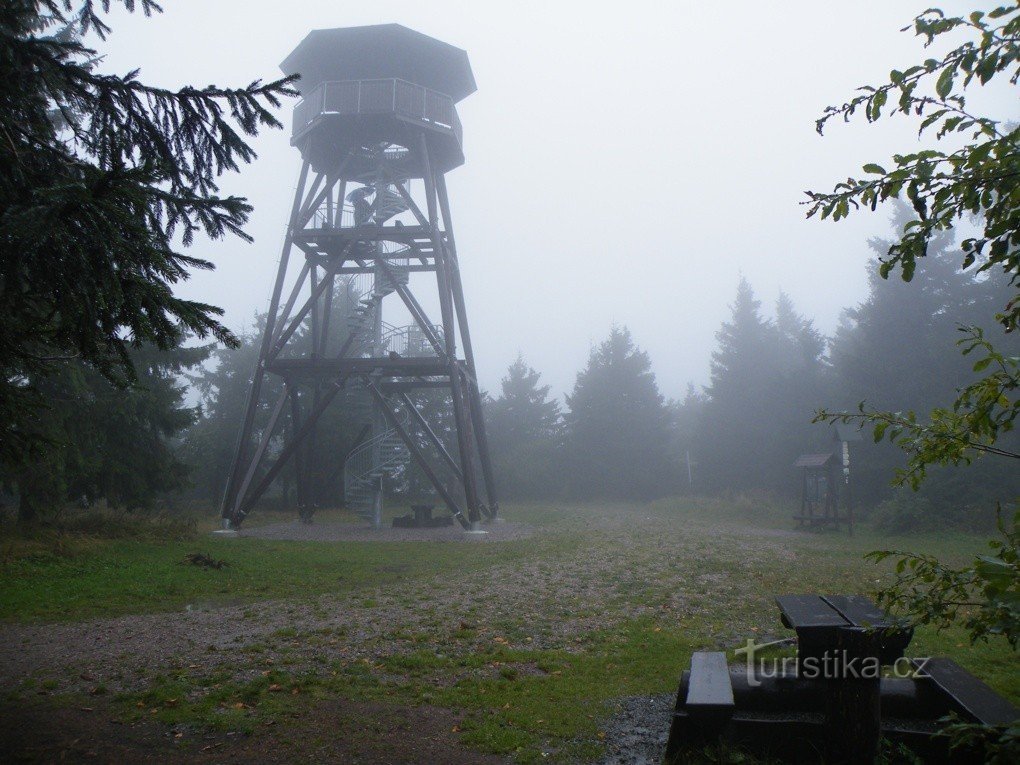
488, 355, 561, 451
829, 207, 1020, 510
697, 279, 829, 495
563, 326, 672, 500
698, 278, 778, 492
486, 355, 562, 499
9, 342, 210, 521
1, 1, 296, 463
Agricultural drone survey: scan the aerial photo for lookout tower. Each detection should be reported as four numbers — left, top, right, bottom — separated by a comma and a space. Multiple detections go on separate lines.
220, 24, 497, 530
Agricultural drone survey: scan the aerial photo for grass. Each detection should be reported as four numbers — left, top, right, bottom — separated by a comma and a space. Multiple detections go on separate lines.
2, 497, 1017, 762
0, 518, 559, 621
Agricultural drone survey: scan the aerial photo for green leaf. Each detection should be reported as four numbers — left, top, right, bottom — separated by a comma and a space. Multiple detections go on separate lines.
874, 422, 889, 443
935, 67, 955, 99
862, 163, 887, 175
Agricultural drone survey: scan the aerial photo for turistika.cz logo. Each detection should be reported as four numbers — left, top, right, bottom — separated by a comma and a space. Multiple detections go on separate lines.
733, 637, 930, 687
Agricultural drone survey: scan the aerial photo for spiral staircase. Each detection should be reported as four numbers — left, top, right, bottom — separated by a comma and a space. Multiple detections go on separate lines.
333, 181, 447, 526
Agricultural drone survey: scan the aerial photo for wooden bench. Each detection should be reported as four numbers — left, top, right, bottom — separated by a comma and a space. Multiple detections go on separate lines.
686, 652, 735, 722
914, 657, 1019, 726
665, 651, 734, 759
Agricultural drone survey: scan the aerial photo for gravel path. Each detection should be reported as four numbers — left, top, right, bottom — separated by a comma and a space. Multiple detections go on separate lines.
597, 694, 675, 765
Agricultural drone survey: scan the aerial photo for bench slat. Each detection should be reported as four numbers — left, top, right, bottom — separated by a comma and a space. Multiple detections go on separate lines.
914, 657, 1019, 726
823, 595, 896, 628
686, 652, 735, 709
775, 595, 849, 629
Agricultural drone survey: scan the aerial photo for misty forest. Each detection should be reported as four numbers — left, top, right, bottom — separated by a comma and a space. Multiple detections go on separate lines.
1, 2, 1018, 764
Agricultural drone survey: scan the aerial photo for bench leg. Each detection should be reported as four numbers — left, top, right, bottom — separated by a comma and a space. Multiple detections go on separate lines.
824, 676, 881, 764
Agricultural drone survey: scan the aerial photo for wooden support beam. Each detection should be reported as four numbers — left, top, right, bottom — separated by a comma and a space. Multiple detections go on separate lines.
365, 380, 467, 528
398, 392, 463, 480
221, 159, 310, 523
236, 373, 351, 521
419, 132, 482, 522
229, 387, 289, 519
438, 174, 499, 515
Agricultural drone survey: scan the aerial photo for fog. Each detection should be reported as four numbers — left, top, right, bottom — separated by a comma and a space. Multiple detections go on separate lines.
96, 0, 1015, 400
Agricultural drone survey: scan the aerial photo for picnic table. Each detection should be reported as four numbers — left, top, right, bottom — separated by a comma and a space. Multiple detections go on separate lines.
774, 594, 913, 762
666, 592, 1018, 764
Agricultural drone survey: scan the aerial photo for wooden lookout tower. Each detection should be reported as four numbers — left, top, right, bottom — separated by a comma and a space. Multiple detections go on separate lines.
220, 24, 497, 530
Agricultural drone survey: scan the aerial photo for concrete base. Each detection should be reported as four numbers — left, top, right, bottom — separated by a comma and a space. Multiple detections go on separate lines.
211, 528, 239, 537
464, 520, 489, 535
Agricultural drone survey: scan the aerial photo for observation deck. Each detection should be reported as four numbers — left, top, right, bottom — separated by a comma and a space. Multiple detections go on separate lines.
282, 24, 474, 177
290, 78, 465, 176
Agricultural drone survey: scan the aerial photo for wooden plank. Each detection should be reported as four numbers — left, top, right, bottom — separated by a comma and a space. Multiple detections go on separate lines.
686, 652, 735, 712
914, 657, 1019, 726
822, 595, 894, 628
824, 594, 914, 662
775, 595, 849, 630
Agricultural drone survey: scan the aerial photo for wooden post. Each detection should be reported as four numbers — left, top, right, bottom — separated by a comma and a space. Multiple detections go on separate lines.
824, 629, 881, 764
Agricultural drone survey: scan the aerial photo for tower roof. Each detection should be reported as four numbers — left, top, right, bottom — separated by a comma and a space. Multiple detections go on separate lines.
281, 24, 476, 103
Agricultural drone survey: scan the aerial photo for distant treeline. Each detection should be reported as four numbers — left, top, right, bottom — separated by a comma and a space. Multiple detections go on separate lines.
4, 216, 1017, 531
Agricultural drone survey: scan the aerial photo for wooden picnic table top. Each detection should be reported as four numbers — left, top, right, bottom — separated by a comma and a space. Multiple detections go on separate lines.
774, 594, 913, 664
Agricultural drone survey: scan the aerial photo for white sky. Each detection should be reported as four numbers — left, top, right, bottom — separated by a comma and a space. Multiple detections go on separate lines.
95, 1, 1017, 401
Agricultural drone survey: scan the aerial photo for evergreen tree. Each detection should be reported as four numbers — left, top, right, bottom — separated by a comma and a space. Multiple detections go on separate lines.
829, 207, 1020, 510
668, 384, 706, 493
488, 355, 561, 452
563, 326, 672, 500
6, 343, 209, 521
1, 2, 295, 464
698, 278, 778, 492
486, 355, 562, 499
698, 279, 828, 494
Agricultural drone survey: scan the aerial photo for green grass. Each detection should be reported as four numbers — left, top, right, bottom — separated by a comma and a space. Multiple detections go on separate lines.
3, 497, 1017, 762
115, 617, 697, 763
0, 529, 562, 622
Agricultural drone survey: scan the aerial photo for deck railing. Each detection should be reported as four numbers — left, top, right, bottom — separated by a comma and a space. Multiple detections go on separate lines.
292, 79, 462, 145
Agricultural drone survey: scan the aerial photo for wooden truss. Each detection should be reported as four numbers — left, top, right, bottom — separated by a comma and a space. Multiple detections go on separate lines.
220, 133, 497, 529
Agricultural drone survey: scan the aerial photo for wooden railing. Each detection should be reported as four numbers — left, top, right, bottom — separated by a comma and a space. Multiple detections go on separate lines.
292, 79, 462, 145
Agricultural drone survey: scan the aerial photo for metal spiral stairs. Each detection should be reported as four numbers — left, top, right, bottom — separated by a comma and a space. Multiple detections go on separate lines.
334, 180, 447, 525
342, 396, 410, 525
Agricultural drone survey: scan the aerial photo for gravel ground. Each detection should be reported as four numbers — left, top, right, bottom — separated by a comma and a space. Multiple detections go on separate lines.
0, 506, 807, 761
239, 518, 535, 543
597, 694, 675, 765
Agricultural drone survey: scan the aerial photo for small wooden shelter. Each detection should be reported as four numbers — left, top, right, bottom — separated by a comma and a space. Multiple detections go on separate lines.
793, 452, 846, 530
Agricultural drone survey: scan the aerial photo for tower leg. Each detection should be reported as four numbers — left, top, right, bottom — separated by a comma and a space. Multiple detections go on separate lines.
418, 134, 482, 522
437, 175, 499, 518
221, 160, 310, 526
